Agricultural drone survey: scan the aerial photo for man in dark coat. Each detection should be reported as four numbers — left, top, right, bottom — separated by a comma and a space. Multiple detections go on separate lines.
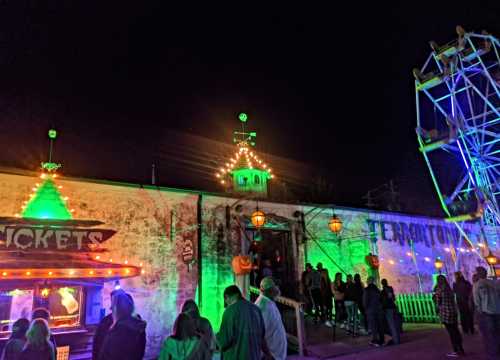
92, 289, 125, 360
363, 276, 385, 346
381, 279, 400, 345
216, 285, 269, 360
453, 271, 474, 334
98, 293, 147, 360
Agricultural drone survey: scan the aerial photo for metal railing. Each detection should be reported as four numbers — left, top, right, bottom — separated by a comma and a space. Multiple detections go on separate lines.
396, 293, 439, 323
249, 286, 306, 356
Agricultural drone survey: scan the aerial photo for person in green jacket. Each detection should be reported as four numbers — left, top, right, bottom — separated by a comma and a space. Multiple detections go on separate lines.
216, 285, 270, 360
159, 313, 211, 360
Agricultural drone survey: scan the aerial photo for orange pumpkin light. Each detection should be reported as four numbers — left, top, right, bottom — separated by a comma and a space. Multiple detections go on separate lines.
232, 255, 253, 275
328, 215, 342, 234
251, 210, 266, 228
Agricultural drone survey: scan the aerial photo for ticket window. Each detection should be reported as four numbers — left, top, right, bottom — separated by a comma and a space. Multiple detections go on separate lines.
0, 285, 83, 335
0, 289, 34, 333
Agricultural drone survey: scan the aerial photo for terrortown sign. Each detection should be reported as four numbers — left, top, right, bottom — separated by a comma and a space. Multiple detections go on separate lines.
0, 226, 116, 251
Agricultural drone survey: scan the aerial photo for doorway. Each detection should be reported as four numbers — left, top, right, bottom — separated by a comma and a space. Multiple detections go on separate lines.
249, 229, 298, 299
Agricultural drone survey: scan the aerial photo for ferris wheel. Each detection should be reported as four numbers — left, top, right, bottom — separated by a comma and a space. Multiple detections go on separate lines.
413, 26, 500, 248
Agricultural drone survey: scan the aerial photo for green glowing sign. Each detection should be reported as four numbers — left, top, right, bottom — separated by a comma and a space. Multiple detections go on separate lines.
48, 129, 57, 139
22, 179, 72, 220
238, 113, 248, 122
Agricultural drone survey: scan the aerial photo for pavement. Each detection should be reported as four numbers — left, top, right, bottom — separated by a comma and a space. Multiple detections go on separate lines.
288, 323, 488, 360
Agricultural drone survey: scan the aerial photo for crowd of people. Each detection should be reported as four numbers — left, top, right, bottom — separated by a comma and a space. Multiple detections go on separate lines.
301, 262, 402, 346
2, 264, 498, 360
433, 266, 500, 358
1, 279, 286, 360
1, 308, 59, 360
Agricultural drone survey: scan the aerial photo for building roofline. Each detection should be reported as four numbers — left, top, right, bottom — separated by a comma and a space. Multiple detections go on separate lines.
0, 165, 448, 222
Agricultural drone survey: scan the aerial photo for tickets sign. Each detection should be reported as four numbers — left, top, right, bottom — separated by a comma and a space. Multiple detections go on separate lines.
0, 226, 116, 251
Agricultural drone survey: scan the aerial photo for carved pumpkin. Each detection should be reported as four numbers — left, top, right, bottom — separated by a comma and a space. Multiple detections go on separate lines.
365, 254, 380, 269
232, 255, 253, 275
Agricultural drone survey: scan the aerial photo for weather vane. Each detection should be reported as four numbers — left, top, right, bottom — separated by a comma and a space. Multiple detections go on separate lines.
233, 112, 257, 146
41, 129, 61, 172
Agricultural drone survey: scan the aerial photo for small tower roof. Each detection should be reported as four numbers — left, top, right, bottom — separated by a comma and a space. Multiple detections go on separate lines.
215, 114, 274, 185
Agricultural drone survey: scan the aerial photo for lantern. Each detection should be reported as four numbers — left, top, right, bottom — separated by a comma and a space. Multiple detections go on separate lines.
485, 251, 498, 266
232, 255, 253, 275
328, 215, 342, 234
251, 210, 266, 228
434, 258, 444, 270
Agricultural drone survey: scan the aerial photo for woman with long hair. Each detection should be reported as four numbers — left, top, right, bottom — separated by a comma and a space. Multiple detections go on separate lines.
159, 313, 210, 360
433, 275, 465, 357
20, 319, 55, 360
1, 318, 30, 360
181, 300, 215, 353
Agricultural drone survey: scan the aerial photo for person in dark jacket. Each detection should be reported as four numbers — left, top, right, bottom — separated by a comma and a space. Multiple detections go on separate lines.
31, 308, 56, 358
319, 268, 334, 326
381, 279, 400, 345
453, 271, 474, 334
363, 277, 384, 346
92, 289, 125, 360
216, 285, 269, 360
353, 274, 367, 332
19, 319, 55, 360
1, 318, 29, 360
433, 275, 464, 357
98, 293, 147, 360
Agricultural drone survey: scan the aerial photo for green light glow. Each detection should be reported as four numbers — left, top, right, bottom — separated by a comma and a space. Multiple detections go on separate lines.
231, 168, 269, 196
48, 129, 57, 139
22, 178, 72, 220
238, 113, 248, 122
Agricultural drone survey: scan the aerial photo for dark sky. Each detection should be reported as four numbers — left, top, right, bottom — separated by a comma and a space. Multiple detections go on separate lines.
0, 1, 499, 214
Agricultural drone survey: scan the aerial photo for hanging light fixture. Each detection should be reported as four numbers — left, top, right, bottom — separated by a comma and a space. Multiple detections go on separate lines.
485, 251, 498, 266
328, 214, 343, 234
251, 202, 266, 228
434, 258, 444, 271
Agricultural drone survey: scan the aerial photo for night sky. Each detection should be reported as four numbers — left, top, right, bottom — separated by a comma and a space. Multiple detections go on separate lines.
1, 2, 499, 215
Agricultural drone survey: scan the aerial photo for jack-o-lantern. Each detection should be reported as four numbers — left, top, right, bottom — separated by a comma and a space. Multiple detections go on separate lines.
232, 255, 253, 275
365, 254, 379, 269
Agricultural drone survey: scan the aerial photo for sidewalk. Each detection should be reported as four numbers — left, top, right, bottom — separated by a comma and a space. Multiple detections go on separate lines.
288, 323, 487, 360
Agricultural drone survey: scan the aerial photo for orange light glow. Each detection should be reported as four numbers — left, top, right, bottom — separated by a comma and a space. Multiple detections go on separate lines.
41, 288, 50, 298
26, 271, 31, 276
2, 272, 7, 276
48, 271, 53, 276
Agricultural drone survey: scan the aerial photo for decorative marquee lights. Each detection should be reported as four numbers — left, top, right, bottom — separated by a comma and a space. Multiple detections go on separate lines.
0, 266, 141, 280
215, 113, 274, 186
